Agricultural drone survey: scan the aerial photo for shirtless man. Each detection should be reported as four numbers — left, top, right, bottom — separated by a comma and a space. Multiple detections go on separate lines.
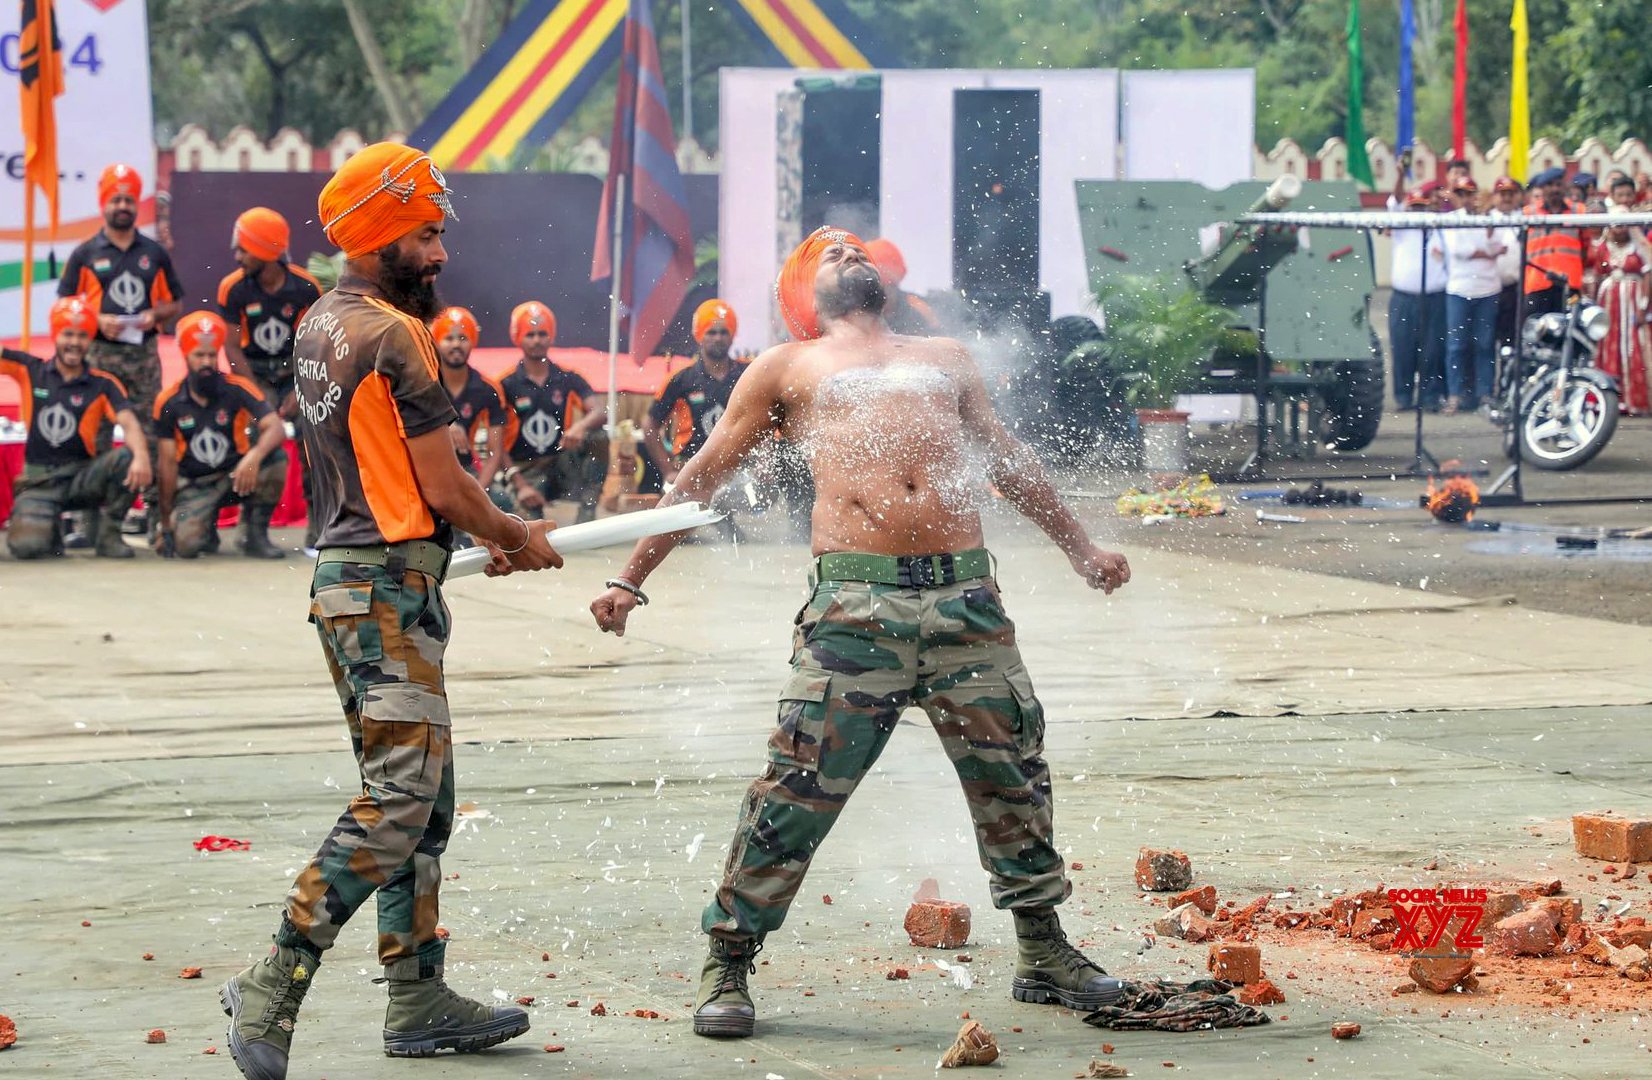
590, 227, 1131, 1039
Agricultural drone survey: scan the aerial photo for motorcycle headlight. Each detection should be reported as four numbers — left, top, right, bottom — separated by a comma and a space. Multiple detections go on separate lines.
1536, 313, 1567, 341
1579, 304, 1611, 342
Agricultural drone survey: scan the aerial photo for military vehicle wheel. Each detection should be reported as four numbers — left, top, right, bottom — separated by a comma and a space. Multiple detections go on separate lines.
1320, 360, 1385, 452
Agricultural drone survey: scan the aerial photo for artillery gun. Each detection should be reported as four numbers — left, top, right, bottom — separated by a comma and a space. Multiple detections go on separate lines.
1076, 175, 1384, 472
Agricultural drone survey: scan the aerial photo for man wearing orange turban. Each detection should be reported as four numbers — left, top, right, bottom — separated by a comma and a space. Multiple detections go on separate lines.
152, 311, 289, 560
218, 206, 325, 547
431, 305, 511, 491
498, 299, 610, 524
645, 298, 747, 484
224, 143, 557, 1080
1, 296, 153, 559
864, 236, 941, 335
57, 162, 183, 538
593, 225, 1132, 1041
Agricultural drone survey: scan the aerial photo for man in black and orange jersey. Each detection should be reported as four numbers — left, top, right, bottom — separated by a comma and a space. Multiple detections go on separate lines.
218, 207, 325, 552
431, 305, 510, 491
497, 300, 609, 524
221, 143, 560, 1080
153, 311, 288, 560
57, 163, 183, 442
0, 296, 152, 559
645, 298, 747, 484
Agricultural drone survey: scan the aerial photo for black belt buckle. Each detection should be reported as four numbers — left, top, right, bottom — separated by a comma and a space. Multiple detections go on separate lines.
900, 554, 954, 588
385, 546, 407, 580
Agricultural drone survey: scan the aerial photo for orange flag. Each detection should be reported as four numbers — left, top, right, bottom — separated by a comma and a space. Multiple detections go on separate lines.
19, 0, 65, 348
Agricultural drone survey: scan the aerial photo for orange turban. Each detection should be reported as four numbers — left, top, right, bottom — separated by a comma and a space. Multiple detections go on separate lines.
431, 306, 479, 346
234, 207, 290, 262
50, 295, 97, 337
510, 301, 556, 346
317, 142, 456, 260
776, 225, 866, 341
98, 163, 142, 207
864, 237, 907, 288
692, 298, 738, 342
178, 311, 229, 356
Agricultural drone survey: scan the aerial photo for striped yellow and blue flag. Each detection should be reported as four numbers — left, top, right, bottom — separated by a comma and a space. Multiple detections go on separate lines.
591, 0, 695, 362
727, 0, 895, 68
410, 0, 628, 171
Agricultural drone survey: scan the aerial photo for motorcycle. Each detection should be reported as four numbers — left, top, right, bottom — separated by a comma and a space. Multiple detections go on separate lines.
1491, 270, 1618, 470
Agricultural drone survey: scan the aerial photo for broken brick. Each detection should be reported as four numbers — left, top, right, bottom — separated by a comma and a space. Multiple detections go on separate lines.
1572, 813, 1652, 864
1206, 943, 1261, 984
1352, 907, 1397, 939
1605, 920, 1652, 950
515, 996, 535, 1006
905, 899, 972, 950
1237, 978, 1286, 1006
1488, 907, 1561, 957
145, 1030, 167, 1045
1154, 902, 1217, 942
590, 1002, 607, 1017
1477, 892, 1525, 932
543, 1044, 565, 1053
1539, 898, 1583, 933
1409, 956, 1474, 993
886, 968, 910, 981
179, 967, 203, 980
1134, 849, 1193, 892
1331, 1022, 1361, 1039
0, 1015, 15, 1051
939, 1020, 999, 1068
1168, 885, 1217, 914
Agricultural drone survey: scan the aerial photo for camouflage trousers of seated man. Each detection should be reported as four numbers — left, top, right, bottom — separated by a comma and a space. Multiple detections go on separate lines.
7, 451, 136, 559
506, 436, 609, 523
282, 560, 455, 966
702, 572, 1070, 942
170, 449, 288, 558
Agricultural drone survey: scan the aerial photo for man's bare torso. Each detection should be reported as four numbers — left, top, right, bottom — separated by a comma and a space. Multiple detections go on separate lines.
771, 333, 987, 557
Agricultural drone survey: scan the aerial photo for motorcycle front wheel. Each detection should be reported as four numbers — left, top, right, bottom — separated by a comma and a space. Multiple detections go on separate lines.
1519, 373, 1619, 470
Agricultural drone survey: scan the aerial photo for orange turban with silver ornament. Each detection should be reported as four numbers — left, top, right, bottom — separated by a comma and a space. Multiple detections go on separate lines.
178, 311, 229, 356
98, 163, 142, 207
692, 299, 738, 342
864, 237, 907, 288
50, 295, 97, 337
234, 207, 290, 262
510, 301, 556, 346
431, 306, 479, 346
317, 142, 457, 259
776, 226, 867, 341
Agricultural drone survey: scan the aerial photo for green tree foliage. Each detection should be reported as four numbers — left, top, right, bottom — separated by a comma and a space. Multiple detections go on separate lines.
147, 0, 1645, 154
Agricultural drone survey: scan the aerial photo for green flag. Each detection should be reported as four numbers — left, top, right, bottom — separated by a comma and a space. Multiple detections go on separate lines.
1345, 0, 1374, 187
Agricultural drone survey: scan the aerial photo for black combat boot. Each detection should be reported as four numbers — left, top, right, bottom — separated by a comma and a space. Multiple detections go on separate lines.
240, 504, 285, 559
693, 936, 763, 1037
221, 943, 319, 1080
1011, 908, 1124, 1010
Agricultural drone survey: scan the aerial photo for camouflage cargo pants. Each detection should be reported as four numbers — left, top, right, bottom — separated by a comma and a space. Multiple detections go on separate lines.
508, 436, 609, 522
286, 560, 455, 965
6, 452, 135, 558
703, 570, 1069, 941
169, 450, 288, 558
88, 338, 161, 441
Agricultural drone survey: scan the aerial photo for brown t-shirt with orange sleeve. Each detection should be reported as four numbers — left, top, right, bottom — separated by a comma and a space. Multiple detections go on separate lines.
291, 276, 458, 549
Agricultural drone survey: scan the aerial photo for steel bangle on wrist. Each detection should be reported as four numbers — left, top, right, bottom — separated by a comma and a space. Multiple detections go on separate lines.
499, 513, 531, 554
605, 577, 649, 605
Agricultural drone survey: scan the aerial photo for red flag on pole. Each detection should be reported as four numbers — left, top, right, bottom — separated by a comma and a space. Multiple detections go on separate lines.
19, 0, 66, 349
1452, 0, 1468, 159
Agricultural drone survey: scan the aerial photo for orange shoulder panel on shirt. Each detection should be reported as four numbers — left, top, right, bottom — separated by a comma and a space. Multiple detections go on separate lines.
78, 267, 103, 312
364, 296, 442, 380
288, 264, 324, 294
217, 269, 245, 308
91, 366, 130, 398
0, 356, 36, 428
347, 370, 436, 544
483, 372, 518, 452
233, 407, 253, 455
77, 396, 113, 458
226, 374, 267, 400
669, 398, 694, 456
153, 380, 185, 421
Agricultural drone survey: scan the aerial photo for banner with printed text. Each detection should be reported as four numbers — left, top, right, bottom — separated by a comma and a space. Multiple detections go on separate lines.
1, 0, 153, 338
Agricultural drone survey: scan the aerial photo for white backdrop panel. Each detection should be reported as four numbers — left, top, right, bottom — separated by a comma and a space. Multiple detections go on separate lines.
1121, 69, 1253, 186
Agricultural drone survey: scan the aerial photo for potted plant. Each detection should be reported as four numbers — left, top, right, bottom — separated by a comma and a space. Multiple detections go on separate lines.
1093, 275, 1237, 471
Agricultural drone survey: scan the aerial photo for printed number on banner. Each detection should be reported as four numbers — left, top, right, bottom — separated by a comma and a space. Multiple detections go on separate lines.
0, 34, 100, 77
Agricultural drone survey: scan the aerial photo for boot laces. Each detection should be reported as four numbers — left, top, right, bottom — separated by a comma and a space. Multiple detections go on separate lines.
1043, 926, 1100, 976
713, 941, 763, 998
260, 956, 313, 1027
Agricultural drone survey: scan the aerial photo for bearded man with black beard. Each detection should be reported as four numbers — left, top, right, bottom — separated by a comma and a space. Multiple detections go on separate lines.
592, 227, 1133, 1041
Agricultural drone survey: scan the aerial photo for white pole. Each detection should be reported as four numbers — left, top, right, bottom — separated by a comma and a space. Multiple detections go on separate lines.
605, 172, 626, 437
680, 0, 694, 147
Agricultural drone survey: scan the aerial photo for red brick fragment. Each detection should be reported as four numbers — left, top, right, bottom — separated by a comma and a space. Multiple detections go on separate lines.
590, 1002, 607, 1016
542, 952, 551, 961
1237, 978, 1285, 1006
1352, 907, 1397, 939
1135, 849, 1192, 892
1207, 943, 1261, 984
1572, 813, 1652, 863
142, 953, 155, 961
543, 1044, 565, 1053
1488, 907, 1561, 957
179, 967, 203, 980
632, 1009, 661, 1019
1168, 885, 1217, 914
203, 1046, 216, 1054
145, 1030, 167, 1044
822, 894, 833, 905
0, 1015, 15, 1051
1102, 1043, 1115, 1054
1409, 956, 1475, 993
1331, 1022, 1361, 1039
886, 968, 910, 981
905, 899, 972, 949
515, 996, 535, 1006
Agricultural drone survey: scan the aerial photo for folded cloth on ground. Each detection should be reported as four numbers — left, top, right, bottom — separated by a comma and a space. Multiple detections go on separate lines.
1081, 978, 1273, 1032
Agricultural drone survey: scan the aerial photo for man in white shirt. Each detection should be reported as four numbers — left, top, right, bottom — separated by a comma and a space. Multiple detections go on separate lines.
1488, 176, 1526, 359
1388, 184, 1450, 410
1441, 178, 1506, 413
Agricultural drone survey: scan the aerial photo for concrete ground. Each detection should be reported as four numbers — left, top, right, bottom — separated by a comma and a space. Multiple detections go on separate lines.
4, 397, 1652, 1077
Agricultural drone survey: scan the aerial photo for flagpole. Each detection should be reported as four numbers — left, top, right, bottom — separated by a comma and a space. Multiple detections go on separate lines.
680, 0, 693, 147
605, 172, 626, 438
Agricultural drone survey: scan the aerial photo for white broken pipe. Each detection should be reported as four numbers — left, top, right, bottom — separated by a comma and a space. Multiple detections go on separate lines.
1262, 174, 1303, 210
445, 502, 724, 579
1256, 509, 1306, 524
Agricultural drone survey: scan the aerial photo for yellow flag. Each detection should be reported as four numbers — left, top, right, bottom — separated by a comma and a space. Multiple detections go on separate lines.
1508, 0, 1530, 183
